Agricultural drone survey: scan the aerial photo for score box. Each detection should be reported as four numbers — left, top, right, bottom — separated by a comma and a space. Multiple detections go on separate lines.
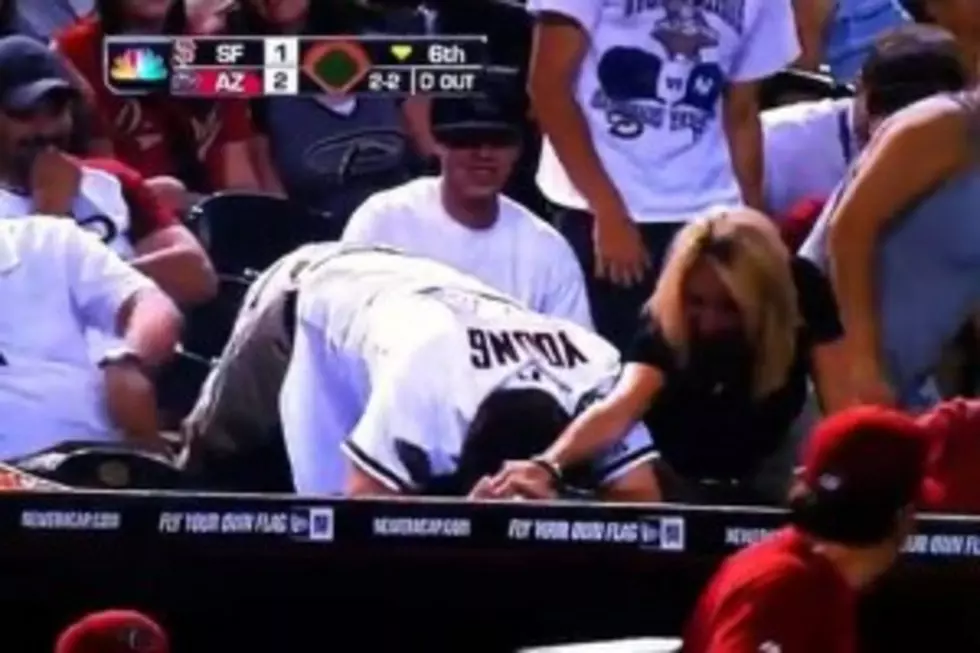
104, 36, 171, 94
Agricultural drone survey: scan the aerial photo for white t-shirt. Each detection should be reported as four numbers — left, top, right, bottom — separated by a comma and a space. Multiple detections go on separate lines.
762, 98, 857, 216
342, 176, 592, 328
0, 217, 154, 458
279, 248, 655, 495
0, 166, 134, 258
528, 0, 799, 222
0, 165, 138, 360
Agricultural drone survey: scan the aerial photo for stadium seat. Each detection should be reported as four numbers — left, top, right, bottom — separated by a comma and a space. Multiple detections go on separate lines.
181, 272, 252, 361
519, 637, 683, 652
761, 68, 854, 109
187, 191, 337, 276
9, 441, 187, 490
184, 426, 295, 494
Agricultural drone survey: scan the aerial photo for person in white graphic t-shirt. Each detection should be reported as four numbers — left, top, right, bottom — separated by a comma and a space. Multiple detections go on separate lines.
278, 245, 660, 499
526, 0, 798, 351
342, 90, 592, 328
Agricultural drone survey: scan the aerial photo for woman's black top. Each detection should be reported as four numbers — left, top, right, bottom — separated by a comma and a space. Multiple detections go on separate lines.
626, 258, 843, 480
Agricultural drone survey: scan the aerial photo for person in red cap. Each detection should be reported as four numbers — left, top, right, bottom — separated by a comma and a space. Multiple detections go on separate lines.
684, 405, 931, 653
55, 609, 169, 653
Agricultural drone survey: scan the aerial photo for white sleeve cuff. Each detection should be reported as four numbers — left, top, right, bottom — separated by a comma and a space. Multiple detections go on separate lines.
596, 447, 658, 486
341, 440, 415, 492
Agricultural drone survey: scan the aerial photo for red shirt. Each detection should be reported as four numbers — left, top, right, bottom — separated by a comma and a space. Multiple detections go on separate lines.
82, 157, 177, 243
777, 197, 825, 251
55, 17, 253, 190
917, 398, 980, 513
684, 527, 857, 653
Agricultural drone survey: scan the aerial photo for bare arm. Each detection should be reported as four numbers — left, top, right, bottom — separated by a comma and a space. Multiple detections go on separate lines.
132, 225, 218, 306
528, 12, 626, 217
542, 363, 662, 468
346, 464, 399, 497
724, 81, 765, 210
791, 0, 834, 70
828, 102, 971, 368
220, 140, 264, 190
598, 464, 662, 502
114, 288, 181, 368
810, 340, 853, 413
246, 135, 286, 195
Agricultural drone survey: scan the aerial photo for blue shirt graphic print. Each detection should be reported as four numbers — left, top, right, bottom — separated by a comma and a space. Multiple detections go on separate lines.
593, 0, 734, 143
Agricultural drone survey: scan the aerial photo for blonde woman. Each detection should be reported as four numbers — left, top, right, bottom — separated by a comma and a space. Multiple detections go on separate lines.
483, 209, 849, 504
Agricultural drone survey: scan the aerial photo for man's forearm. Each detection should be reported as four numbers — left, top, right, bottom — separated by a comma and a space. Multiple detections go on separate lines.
829, 235, 880, 362
725, 110, 765, 210
531, 87, 625, 217
117, 290, 182, 367
132, 247, 218, 306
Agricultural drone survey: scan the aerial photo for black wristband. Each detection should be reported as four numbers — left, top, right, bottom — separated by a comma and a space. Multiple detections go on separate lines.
530, 457, 563, 488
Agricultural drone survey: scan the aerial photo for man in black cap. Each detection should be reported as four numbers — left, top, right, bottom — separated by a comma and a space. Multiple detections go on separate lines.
341, 86, 592, 327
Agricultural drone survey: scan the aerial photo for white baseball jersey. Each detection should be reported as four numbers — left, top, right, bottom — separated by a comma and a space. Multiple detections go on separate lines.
279, 247, 656, 495
185, 242, 340, 451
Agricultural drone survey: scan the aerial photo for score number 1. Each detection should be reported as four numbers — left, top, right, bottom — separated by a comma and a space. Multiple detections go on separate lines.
263, 37, 299, 95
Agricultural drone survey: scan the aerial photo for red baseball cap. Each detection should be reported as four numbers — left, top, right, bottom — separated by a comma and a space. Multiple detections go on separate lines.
801, 405, 932, 508
55, 610, 169, 653
916, 398, 980, 512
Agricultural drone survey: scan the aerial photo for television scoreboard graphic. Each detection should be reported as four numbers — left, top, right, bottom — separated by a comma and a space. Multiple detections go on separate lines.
104, 35, 488, 98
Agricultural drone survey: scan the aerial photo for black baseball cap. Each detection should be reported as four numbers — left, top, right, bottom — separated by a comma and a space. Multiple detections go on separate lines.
861, 24, 967, 118
0, 35, 75, 112
431, 70, 525, 147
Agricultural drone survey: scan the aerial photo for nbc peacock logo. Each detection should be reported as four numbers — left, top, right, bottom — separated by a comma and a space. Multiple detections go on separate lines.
109, 48, 168, 83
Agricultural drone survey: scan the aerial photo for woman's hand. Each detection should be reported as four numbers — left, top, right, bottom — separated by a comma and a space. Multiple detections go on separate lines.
467, 460, 559, 501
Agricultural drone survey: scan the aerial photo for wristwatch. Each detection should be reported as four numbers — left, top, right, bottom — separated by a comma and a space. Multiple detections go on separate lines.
97, 347, 149, 374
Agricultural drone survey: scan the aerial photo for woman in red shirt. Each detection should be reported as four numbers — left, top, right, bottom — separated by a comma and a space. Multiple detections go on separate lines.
53, 0, 264, 196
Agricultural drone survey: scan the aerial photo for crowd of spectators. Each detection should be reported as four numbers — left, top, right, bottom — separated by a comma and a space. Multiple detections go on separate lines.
2, 0, 980, 513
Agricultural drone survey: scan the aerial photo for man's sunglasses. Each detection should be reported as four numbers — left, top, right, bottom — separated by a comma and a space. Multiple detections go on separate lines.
438, 127, 520, 149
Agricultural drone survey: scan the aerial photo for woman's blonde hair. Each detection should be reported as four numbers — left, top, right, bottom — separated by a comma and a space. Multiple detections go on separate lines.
647, 209, 801, 399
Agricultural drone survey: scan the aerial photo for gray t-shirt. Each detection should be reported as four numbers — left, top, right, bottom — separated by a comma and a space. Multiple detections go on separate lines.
255, 12, 427, 222
800, 95, 980, 408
